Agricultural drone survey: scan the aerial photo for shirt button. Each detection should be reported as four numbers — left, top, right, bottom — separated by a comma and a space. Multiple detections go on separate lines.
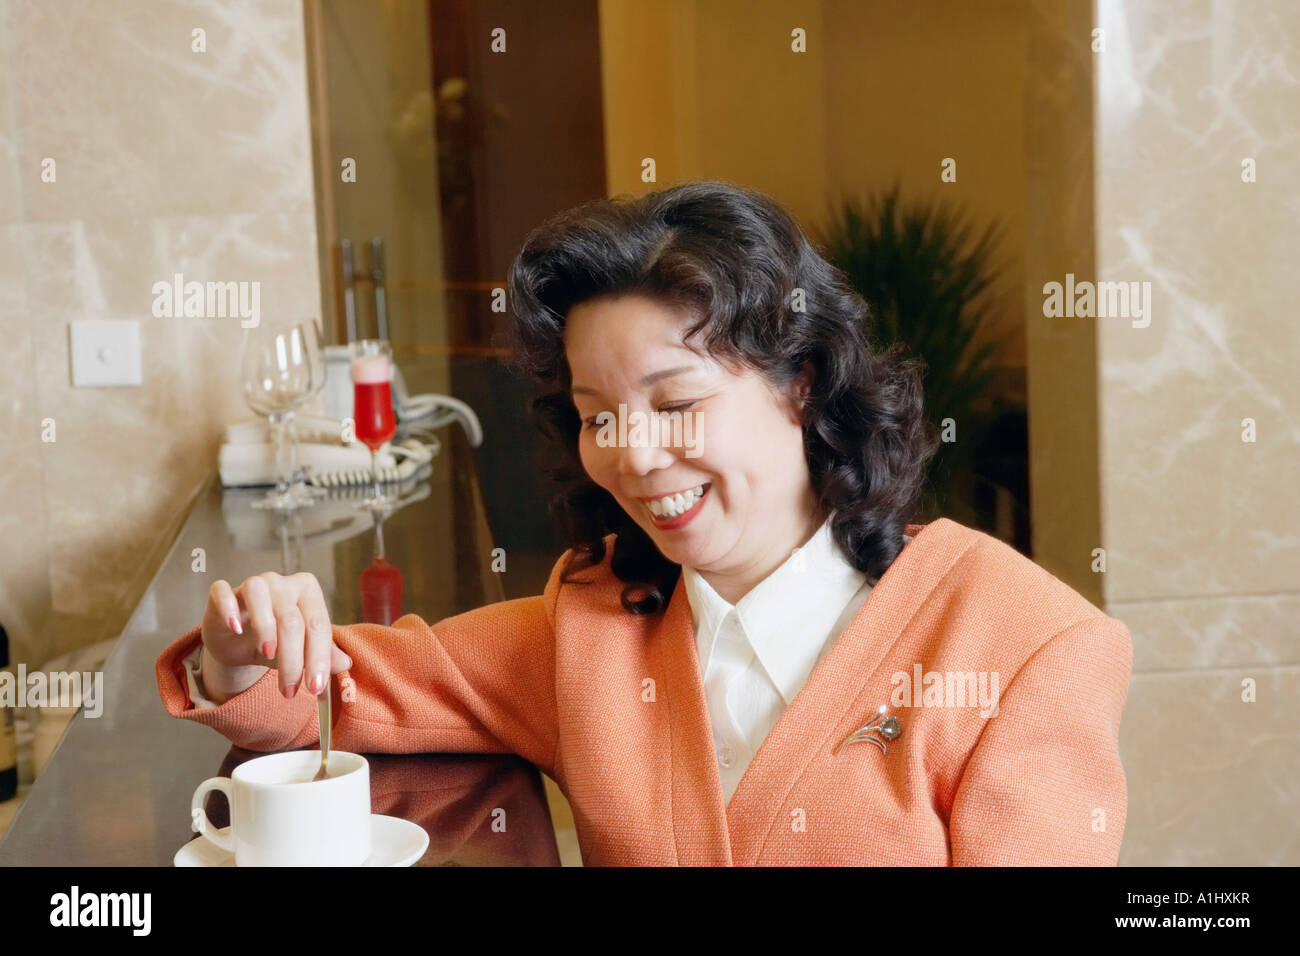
718, 745, 734, 768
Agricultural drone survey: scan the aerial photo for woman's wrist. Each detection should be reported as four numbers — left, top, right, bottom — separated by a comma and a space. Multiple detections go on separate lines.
199, 644, 269, 705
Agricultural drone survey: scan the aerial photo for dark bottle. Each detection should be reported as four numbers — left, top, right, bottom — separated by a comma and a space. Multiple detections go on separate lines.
0, 623, 16, 801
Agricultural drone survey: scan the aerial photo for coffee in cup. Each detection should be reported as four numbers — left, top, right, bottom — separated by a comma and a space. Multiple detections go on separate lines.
190, 750, 370, 866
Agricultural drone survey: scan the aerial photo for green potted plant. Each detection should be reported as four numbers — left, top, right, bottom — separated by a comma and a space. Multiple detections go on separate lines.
811, 182, 1019, 526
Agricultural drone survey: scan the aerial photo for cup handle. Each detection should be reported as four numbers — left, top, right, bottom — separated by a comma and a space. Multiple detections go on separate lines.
191, 776, 235, 852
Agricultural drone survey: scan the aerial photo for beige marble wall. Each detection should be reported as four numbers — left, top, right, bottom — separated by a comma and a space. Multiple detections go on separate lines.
0, 0, 321, 668
1089, 1, 1300, 863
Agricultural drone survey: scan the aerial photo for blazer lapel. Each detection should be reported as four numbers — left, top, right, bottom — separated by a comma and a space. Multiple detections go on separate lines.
660, 519, 972, 865
657, 571, 734, 864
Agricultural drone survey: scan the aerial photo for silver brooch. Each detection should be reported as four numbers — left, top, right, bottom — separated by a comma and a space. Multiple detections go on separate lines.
835, 705, 902, 755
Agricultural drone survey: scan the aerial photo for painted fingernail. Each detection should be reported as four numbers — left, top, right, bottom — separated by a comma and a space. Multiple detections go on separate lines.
228, 614, 243, 635
285, 683, 298, 699
309, 674, 323, 694
261, 641, 275, 659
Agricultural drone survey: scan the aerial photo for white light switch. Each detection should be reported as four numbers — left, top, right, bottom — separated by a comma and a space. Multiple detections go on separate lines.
70, 320, 142, 387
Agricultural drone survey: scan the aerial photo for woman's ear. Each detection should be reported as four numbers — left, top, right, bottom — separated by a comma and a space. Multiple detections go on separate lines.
785, 361, 815, 425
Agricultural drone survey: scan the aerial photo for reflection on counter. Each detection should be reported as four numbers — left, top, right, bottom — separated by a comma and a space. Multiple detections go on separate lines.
361, 510, 404, 625
219, 458, 433, 574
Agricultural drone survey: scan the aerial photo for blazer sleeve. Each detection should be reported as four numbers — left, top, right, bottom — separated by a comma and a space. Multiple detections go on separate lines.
947, 614, 1133, 866
154, 586, 560, 779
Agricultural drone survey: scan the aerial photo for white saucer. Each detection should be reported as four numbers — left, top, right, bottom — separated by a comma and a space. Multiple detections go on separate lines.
174, 814, 429, 867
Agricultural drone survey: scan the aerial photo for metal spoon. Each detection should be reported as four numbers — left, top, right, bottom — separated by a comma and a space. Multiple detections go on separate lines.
313, 680, 331, 781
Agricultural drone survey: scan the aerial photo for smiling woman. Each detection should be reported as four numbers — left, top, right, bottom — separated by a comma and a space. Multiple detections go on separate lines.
158, 180, 1133, 866
508, 180, 941, 612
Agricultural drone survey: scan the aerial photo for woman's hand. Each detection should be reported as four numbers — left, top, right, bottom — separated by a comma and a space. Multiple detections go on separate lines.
200, 572, 353, 704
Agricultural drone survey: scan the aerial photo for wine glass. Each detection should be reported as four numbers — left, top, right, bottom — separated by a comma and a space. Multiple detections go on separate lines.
240, 318, 315, 511
287, 319, 326, 507
350, 339, 398, 511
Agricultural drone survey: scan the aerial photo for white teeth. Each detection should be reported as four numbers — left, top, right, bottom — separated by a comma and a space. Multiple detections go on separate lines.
646, 484, 707, 519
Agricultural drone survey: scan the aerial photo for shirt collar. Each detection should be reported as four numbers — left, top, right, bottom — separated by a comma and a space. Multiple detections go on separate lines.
682, 515, 873, 706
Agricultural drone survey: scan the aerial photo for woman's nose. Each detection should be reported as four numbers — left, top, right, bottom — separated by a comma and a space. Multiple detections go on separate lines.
614, 433, 675, 476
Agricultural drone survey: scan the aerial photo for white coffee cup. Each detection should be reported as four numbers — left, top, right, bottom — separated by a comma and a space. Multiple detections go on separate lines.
190, 751, 371, 866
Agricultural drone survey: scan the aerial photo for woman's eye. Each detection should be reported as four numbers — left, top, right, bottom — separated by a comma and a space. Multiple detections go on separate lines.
580, 403, 696, 430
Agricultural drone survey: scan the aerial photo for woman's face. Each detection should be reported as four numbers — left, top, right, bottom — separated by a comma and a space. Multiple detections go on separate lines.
566, 293, 821, 597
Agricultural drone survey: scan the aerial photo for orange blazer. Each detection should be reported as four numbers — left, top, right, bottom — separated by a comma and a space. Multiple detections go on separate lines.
156, 517, 1133, 866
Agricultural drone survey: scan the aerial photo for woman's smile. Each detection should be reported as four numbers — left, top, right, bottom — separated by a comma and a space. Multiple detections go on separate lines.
635, 482, 712, 529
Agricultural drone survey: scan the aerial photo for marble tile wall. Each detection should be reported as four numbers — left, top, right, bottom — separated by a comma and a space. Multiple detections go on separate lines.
0, 0, 322, 668
1088, 0, 1299, 863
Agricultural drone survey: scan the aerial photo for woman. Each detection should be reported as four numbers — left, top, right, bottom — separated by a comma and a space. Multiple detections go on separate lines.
156, 181, 1133, 865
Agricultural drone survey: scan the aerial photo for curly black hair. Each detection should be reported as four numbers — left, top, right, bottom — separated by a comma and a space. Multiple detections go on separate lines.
506, 180, 940, 615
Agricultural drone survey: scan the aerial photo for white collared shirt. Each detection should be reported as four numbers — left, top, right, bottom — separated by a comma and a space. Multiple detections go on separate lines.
683, 517, 911, 807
